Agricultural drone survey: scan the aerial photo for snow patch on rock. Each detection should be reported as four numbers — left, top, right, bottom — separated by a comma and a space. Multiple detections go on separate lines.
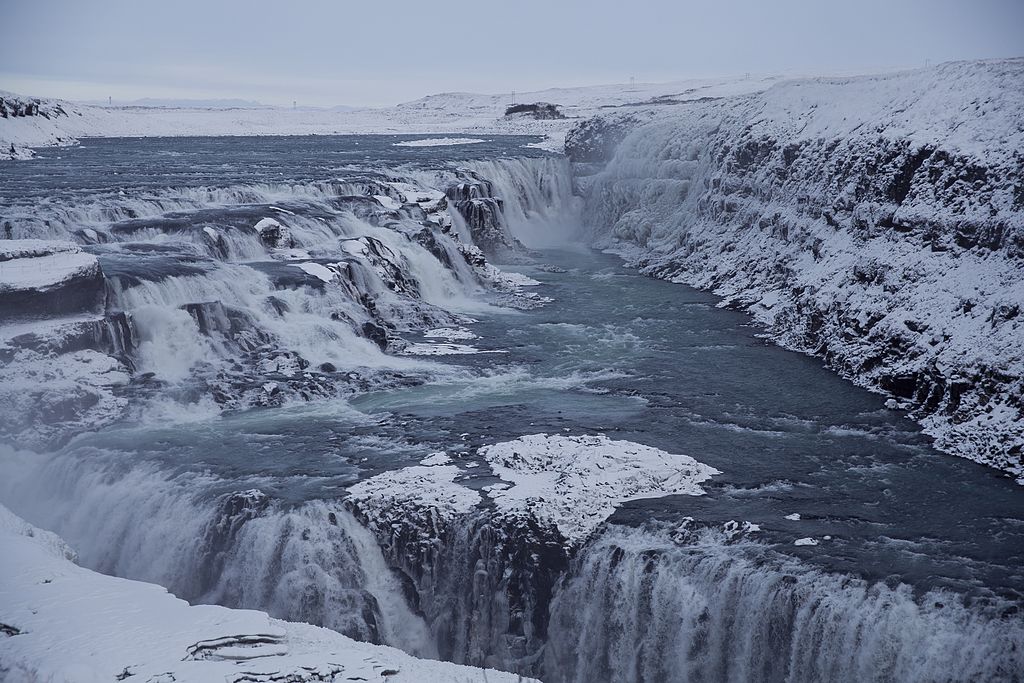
347, 465, 481, 525
480, 434, 720, 543
0, 240, 98, 292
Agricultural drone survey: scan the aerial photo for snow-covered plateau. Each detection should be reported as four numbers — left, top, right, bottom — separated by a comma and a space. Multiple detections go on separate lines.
569, 58, 1024, 480
1, 74, 775, 158
0, 502, 536, 683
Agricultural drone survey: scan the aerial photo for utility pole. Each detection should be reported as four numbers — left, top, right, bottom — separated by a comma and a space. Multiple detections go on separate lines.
629, 76, 635, 90
108, 95, 112, 106
511, 90, 516, 105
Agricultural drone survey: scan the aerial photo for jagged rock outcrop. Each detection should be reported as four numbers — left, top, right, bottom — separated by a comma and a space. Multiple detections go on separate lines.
445, 173, 528, 260
0, 241, 106, 318
504, 102, 565, 120
569, 58, 1024, 480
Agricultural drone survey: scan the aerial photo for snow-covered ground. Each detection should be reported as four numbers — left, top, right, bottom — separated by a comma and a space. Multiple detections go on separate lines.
0, 503, 535, 683
572, 58, 1024, 479
1, 74, 777, 157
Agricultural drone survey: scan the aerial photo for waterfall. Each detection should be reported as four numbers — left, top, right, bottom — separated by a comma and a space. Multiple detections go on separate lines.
0, 444, 437, 658
461, 156, 582, 250
543, 526, 1024, 683
4, 139, 1019, 683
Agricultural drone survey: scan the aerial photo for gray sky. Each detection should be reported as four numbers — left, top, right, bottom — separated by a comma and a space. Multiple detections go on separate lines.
1, 0, 1022, 107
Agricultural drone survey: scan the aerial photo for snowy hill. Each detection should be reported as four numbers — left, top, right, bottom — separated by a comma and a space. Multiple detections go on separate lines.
0, 75, 778, 158
570, 58, 1024, 480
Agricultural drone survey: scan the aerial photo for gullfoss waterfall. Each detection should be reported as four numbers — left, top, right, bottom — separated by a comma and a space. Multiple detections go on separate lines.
1, 123, 1023, 683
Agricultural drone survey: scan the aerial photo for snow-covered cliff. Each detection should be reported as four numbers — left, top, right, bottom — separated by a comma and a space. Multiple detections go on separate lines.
569, 59, 1024, 480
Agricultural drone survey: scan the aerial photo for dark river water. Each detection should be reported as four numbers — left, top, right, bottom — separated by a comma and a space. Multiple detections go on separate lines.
356, 248, 1024, 599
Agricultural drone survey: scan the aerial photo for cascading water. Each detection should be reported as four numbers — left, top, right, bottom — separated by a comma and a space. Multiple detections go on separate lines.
543, 526, 1023, 683
460, 156, 582, 251
0, 443, 437, 657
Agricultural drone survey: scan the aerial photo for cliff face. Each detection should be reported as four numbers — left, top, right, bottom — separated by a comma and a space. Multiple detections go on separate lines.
569, 59, 1024, 481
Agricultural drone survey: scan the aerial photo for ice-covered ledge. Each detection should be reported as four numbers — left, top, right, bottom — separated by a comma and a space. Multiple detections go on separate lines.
0, 504, 537, 683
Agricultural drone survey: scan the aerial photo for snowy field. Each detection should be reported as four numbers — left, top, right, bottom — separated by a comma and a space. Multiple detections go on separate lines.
1, 74, 778, 157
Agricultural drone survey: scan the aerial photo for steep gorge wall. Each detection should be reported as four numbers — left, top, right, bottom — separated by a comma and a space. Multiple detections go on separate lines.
568, 59, 1024, 480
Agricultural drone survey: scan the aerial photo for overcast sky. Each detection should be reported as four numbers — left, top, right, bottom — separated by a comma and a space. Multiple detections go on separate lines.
1, 0, 1022, 107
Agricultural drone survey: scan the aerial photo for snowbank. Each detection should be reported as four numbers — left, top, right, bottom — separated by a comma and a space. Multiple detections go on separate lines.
0, 503, 535, 683
573, 58, 1024, 480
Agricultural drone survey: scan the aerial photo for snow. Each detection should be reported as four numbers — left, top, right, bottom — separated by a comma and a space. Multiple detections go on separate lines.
0, 503, 533, 683
1, 73, 779, 157
393, 137, 487, 147
373, 194, 402, 211
0, 240, 98, 291
0, 239, 79, 261
253, 217, 281, 234
785, 513, 802, 521
794, 537, 819, 546
420, 452, 453, 465
347, 465, 481, 524
480, 434, 720, 543
400, 342, 503, 356
423, 327, 479, 341
292, 261, 336, 283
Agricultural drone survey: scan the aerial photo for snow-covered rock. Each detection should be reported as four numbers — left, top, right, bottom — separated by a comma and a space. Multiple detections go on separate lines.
0, 240, 104, 318
347, 464, 482, 528
341, 433, 718, 672
0, 503, 536, 683
480, 434, 720, 543
571, 58, 1024, 480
